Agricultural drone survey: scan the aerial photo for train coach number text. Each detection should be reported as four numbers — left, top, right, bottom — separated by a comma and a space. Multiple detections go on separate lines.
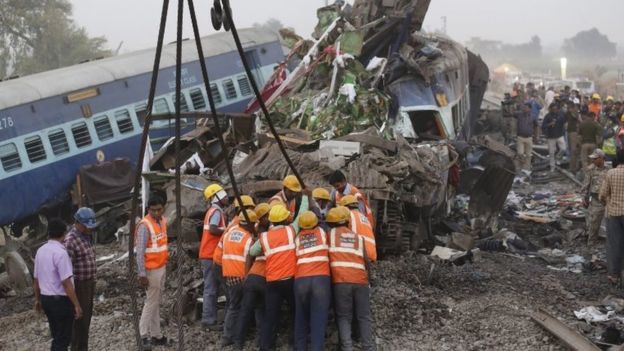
0, 117, 15, 130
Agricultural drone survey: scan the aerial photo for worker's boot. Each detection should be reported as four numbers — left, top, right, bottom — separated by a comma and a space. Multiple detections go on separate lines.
141, 337, 153, 351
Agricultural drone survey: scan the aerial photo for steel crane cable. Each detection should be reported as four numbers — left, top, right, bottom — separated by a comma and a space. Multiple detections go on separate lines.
187, 0, 254, 230
173, 0, 186, 349
218, 0, 306, 188
127, 0, 170, 349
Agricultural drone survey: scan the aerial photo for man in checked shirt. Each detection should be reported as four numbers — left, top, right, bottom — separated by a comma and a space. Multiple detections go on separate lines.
600, 149, 624, 285
64, 207, 98, 351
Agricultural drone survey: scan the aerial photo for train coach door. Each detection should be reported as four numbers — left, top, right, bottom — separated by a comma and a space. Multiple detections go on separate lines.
244, 50, 264, 87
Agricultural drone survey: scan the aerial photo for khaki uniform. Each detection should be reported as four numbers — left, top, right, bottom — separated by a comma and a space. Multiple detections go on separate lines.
583, 165, 608, 243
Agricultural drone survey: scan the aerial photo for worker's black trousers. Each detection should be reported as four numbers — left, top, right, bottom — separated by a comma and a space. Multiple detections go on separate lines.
72, 279, 95, 351
260, 278, 295, 351
42, 295, 73, 351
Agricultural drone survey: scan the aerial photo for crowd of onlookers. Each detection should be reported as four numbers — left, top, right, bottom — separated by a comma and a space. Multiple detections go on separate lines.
501, 82, 624, 176
501, 82, 624, 289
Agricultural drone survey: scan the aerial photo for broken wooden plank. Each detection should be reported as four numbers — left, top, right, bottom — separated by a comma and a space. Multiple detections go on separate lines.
531, 308, 601, 351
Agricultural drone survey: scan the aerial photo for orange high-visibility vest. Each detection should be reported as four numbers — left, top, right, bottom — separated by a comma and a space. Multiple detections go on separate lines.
248, 236, 266, 277
222, 227, 253, 278
260, 225, 296, 282
328, 226, 368, 285
348, 209, 377, 262
137, 215, 168, 270
295, 227, 330, 278
213, 236, 224, 266
333, 184, 375, 228
200, 205, 226, 259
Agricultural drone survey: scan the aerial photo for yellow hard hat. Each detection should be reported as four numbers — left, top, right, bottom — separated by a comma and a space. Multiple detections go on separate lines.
239, 209, 258, 224
283, 175, 302, 192
621, 114, 624, 123
204, 184, 224, 200
326, 206, 349, 224
592, 93, 601, 100
312, 188, 330, 201
234, 195, 255, 208
339, 194, 358, 207
268, 204, 290, 223
298, 211, 319, 229
254, 203, 271, 218
607, 96, 615, 102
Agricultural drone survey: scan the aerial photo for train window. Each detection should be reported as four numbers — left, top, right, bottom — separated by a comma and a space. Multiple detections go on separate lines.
71, 122, 92, 148
152, 98, 170, 114
237, 76, 252, 96
24, 136, 46, 163
190, 88, 206, 110
0, 143, 22, 172
223, 79, 237, 100
210, 84, 222, 105
94, 116, 114, 141
48, 129, 70, 155
115, 110, 134, 134
172, 93, 190, 112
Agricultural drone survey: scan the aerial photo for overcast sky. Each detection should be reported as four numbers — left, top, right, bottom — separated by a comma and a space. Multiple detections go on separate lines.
71, 0, 623, 53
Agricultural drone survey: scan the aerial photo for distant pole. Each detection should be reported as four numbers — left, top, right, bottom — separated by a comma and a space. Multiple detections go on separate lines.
441, 16, 447, 34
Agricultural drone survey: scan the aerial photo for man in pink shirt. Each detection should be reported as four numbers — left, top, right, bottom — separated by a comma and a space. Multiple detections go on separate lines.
33, 219, 83, 351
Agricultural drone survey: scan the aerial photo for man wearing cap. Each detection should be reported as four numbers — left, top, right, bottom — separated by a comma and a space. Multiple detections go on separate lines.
64, 207, 97, 351
579, 112, 603, 172
582, 149, 609, 244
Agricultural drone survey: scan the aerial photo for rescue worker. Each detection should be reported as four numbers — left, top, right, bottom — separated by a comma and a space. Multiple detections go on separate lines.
339, 195, 377, 262
294, 211, 331, 351
588, 93, 602, 121
270, 175, 311, 223
221, 210, 256, 347
582, 149, 609, 244
312, 187, 331, 231
579, 113, 603, 172
312, 188, 331, 220
234, 203, 271, 350
200, 184, 229, 331
215, 195, 256, 293
250, 204, 297, 351
327, 207, 375, 351
227, 195, 256, 231
136, 196, 171, 350
328, 170, 375, 227
515, 102, 536, 174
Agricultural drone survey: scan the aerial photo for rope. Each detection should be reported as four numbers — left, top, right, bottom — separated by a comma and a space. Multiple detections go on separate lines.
173, 0, 186, 349
187, 0, 254, 229
127, 1, 170, 350
220, 0, 306, 188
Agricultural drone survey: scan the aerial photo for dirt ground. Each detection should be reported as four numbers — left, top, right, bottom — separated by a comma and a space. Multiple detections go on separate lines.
0, 179, 619, 351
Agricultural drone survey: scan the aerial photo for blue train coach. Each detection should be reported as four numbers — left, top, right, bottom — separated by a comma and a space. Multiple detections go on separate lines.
0, 28, 284, 233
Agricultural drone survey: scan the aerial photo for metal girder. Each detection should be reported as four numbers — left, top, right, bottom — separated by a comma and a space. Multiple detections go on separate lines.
531, 308, 601, 351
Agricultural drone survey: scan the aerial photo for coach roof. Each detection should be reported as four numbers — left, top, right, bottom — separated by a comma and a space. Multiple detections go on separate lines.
0, 28, 278, 111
